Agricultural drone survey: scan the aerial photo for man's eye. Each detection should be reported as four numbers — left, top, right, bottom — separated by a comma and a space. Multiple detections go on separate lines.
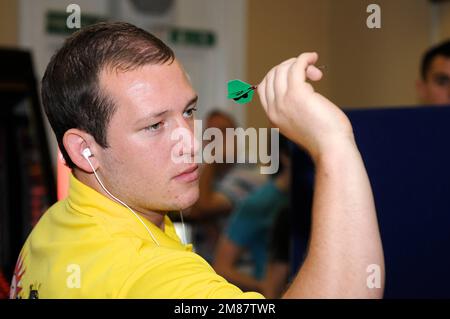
183, 108, 197, 118
434, 76, 450, 86
144, 121, 164, 132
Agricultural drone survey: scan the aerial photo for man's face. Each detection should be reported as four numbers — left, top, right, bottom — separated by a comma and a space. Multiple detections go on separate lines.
96, 59, 200, 213
418, 55, 450, 105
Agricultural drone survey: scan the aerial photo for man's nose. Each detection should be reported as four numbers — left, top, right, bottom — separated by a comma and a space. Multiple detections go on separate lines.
175, 118, 201, 158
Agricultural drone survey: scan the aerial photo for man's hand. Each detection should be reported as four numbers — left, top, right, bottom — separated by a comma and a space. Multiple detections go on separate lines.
257, 52, 354, 161
257, 52, 385, 298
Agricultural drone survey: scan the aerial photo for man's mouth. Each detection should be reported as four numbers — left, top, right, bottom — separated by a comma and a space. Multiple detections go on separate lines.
173, 165, 199, 183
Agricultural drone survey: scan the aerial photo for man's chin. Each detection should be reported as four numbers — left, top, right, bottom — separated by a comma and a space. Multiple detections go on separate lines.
172, 188, 199, 211
182, 193, 200, 210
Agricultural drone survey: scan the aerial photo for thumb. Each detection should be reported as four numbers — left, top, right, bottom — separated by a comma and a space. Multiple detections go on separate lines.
306, 65, 323, 82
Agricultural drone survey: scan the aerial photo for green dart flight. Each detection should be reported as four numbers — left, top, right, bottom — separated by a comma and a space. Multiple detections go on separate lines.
227, 79, 257, 104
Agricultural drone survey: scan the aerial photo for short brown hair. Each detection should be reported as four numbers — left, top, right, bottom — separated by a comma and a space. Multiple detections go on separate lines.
421, 39, 450, 80
41, 22, 174, 168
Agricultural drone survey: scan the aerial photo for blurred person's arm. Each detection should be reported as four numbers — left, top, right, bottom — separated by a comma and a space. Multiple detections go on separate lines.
262, 207, 291, 299
213, 170, 290, 293
213, 237, 263, 293
262, 261, 290, 299
257, 53, 384, 298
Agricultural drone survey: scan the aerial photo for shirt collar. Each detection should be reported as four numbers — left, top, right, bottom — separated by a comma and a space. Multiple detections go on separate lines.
66, 173, 192, 251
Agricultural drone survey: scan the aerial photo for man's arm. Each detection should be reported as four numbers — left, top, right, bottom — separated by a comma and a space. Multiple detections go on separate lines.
284, 139, 384, 298
262, 261, 290, 299
257, 52, 384, 298
120, 249, 264, 299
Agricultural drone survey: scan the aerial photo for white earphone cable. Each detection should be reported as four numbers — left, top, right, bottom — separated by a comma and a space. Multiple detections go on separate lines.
84, 155, 161, 246
179, 210, 188, 245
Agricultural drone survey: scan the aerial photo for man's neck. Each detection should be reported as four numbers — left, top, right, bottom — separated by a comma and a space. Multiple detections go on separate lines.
73, 169, 165, 230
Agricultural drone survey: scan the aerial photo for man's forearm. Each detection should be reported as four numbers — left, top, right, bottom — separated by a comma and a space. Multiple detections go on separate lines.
283, 138, 385, 298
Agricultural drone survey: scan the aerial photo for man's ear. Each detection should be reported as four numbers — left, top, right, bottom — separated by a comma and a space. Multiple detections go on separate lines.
63, 129, 100, 173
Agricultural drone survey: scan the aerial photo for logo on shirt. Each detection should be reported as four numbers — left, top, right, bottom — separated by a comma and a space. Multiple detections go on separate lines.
28, 283, 41, 299
9, 252, 42, 299
9, 252, 26, 299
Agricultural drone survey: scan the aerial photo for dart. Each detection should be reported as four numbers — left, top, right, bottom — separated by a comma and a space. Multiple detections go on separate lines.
227, 79, 257, 104
227, 65, 326, 105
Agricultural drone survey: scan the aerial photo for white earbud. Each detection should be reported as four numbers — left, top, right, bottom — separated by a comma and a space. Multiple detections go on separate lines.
82, 148, 92, 159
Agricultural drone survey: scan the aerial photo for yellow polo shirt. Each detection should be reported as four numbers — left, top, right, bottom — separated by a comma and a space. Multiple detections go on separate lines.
10, 174, 264, 299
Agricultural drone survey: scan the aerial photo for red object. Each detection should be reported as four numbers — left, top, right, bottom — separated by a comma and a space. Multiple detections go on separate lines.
57, 149, 71, 200
0, 270, 10, 299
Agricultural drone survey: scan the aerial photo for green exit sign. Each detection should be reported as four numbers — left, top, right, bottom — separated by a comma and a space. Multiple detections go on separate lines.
46, 11, 105, 35
169, 28, 216, 47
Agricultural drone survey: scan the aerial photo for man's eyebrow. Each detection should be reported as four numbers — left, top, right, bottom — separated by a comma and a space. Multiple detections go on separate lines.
134, 95, 198, 126
134, 110, 168, 126
432, 73, 450, 82
433, 73, 450, 78
184, 95, 198, 109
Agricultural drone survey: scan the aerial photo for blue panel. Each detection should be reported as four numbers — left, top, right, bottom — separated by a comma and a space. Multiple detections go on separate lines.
290, 106, 450, 298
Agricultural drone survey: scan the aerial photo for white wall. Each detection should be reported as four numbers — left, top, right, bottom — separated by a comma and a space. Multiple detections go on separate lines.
19, 0, 111, 76
18, 0, 248, 172
19, 0, 111, 170
173, 0, 247, 126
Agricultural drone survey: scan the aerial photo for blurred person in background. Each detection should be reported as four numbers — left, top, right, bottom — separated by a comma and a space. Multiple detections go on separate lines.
417, 39, 450, 106
188, 110, 267, 262
213, 137, 290, 293
261, 206, 292, 298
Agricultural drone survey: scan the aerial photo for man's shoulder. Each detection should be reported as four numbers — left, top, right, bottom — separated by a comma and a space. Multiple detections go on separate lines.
117, 246, 266, 298
26, 199, 152, 272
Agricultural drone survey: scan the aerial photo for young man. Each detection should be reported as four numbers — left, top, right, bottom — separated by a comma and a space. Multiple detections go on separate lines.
10, 22, 384, 298
417, 40, 450, 105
